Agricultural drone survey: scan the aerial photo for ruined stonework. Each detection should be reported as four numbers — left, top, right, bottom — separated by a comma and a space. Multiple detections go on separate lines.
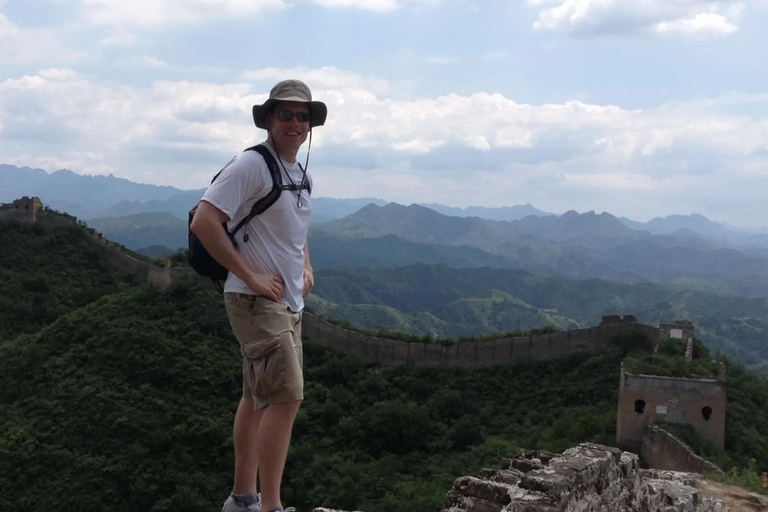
600, 314, 638, 325
0, 196, 43, 223
616, 364, 726, 451
642, 426, 724, 476
441, 443, 725, 512
659, 321, 695, 345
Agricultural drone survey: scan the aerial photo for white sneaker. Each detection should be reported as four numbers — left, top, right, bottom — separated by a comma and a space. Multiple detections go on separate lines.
221, 494, 261, 512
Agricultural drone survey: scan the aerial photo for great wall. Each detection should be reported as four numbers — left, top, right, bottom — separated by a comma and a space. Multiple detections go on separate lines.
4, 196, 766, 511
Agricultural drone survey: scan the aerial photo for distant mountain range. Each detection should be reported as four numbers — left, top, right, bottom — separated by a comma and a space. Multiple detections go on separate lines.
307, 263, 768, 375
6, 162, 768, 296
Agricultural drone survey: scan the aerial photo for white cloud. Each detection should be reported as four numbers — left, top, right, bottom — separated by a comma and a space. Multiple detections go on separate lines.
117, 55, 169, 69
80, 0, 285, 28
244, 66, 392, 95
78, 0, 436, 30
0, 12, 83, 64
310, 0, 439, 11
654, 11, 739, 37
2, 66, 768, 224
529, 0, 746, 39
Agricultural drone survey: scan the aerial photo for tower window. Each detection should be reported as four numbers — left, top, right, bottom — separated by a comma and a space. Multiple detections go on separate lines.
634, 399, 646, 414
702, 406, 712, 421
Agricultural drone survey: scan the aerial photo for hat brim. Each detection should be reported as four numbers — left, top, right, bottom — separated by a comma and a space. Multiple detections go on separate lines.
252, 98, 327, 129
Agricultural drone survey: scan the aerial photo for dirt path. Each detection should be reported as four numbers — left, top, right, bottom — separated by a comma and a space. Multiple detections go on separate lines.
695, 479, 768, 511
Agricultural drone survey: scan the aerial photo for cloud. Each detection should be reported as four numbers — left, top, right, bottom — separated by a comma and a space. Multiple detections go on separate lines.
310, 0, 439, 11
2, 66, 768, 224
116, 55, 168, 69
78, 0, 438, 30
244, 66, 392, 95
80, 0, 285, 28
529, 0, 746, 39
0, 12, 83, 64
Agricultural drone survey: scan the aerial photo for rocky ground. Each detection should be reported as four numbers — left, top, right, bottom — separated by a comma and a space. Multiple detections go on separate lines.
695, 479, 768, 512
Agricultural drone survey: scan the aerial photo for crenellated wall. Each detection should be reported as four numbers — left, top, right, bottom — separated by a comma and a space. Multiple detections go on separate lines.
1, 198, 664, 369
302, 315, 659, 367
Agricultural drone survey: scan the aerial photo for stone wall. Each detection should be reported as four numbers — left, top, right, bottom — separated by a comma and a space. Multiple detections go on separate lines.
0, 196, 43, 223
441, 443, 725, 512
616, 366, 726, 451
302, 315, 659, 368
641, 426, 724, 476
5, 201, 667, 369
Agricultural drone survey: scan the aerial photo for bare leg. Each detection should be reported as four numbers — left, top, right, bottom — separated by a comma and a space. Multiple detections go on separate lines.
232, 396, 266, 495
255, 400, 302, 511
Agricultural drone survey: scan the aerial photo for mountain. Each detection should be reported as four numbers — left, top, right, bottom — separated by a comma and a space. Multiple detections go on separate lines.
0, 164, 387, 223
0, 164, 182, 214
95, 190, 206, 220
309, 233, 517, 270
620, 213, 768, 249
2, 219, 767, 512
419, 203, 553, 221
317, 203, 648, 251
85, 212, 188, 251
309, 264, 768, 374
314, 204, 768, 296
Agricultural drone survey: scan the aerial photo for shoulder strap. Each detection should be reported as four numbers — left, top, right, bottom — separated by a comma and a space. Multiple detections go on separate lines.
229, 144, 283, 236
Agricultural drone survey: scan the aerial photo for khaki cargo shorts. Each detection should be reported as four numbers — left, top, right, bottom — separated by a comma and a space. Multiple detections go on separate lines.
224, 293, 304, 409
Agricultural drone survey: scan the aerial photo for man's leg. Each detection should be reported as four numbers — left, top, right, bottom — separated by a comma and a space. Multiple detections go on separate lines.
232, 396, 267, 495
255, 400, 302, 512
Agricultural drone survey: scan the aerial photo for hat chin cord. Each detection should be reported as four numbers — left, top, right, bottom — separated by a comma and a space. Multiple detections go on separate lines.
267, 128, 312, 194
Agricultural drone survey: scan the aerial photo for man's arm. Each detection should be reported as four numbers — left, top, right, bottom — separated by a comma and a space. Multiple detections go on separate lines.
303, 239, 314, 297
190, 200, 284, 302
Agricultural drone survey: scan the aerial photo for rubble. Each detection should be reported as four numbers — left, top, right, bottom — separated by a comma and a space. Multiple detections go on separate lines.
441, 443, 726, 512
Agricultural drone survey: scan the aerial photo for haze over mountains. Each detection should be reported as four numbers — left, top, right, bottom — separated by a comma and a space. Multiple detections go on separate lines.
5, 162, 768, 296
3, 162, 768, 376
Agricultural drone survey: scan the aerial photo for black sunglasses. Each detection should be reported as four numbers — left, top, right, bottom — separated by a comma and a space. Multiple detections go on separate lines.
274, 109, 310, 123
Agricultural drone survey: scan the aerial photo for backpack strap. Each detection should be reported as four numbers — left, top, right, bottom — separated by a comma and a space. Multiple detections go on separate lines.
228, 144, 283, 237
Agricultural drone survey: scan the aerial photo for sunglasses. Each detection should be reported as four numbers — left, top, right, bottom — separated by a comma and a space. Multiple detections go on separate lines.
274, 109, 310, 123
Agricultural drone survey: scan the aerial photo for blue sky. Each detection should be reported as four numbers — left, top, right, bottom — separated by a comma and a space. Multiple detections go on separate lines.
1, 0, 767, 226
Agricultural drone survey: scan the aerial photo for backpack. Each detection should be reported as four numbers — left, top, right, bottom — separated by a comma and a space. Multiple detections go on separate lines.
187, 144, 310, 291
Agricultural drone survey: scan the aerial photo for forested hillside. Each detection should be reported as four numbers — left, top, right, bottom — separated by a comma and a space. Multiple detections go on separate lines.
1, 220, 767, 512
309, 265, 768, 374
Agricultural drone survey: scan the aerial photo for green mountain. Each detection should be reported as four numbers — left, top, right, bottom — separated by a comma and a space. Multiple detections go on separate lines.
310, 265, 768, 373
314, 204, 768, 296
85, 212, 188, 251
1, 219, 767, 512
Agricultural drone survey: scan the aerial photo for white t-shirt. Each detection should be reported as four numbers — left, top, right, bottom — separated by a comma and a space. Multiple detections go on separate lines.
201, 142, 312, 312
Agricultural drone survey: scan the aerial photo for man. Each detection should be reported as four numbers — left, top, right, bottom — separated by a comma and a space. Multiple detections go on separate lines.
190, 79, 327, 512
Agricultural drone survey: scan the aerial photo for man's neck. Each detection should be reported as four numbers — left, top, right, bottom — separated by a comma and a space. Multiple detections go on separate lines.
266, 139, 298, 164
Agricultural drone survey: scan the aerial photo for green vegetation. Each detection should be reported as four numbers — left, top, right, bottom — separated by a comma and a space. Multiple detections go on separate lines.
2, 220, 768, 511
0, 277, 625, 512
309, 265, 768, 375
623, 352, 721, 380
0, 221, 136, 340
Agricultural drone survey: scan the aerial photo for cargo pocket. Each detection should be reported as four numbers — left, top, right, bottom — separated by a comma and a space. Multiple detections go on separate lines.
241, 335, 282, 397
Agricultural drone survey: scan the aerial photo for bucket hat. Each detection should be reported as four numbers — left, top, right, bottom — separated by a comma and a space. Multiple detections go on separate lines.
252, 80, 327, 129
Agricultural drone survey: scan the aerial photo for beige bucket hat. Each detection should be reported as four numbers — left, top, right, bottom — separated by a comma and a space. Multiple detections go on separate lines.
252, 79, 328, 129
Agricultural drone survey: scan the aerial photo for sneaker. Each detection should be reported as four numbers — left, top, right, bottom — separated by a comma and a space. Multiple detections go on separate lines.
221, 494, 261, 512
262, 509, 295, 512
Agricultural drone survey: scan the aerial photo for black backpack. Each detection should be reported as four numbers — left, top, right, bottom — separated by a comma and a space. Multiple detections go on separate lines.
187, 144, 310, 290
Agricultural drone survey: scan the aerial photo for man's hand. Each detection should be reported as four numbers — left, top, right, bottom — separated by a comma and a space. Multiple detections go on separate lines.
246, 273, 284, 303
303, 266, 314, 298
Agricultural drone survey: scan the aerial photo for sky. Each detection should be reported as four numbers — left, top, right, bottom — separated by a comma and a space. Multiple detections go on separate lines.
1, 0, 767, 226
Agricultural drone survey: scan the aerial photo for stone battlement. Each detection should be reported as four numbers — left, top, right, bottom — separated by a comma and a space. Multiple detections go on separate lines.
442, 443, 725, 512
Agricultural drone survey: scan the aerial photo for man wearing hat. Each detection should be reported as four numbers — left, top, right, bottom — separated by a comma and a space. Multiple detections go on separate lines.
190, 80, 327, 512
